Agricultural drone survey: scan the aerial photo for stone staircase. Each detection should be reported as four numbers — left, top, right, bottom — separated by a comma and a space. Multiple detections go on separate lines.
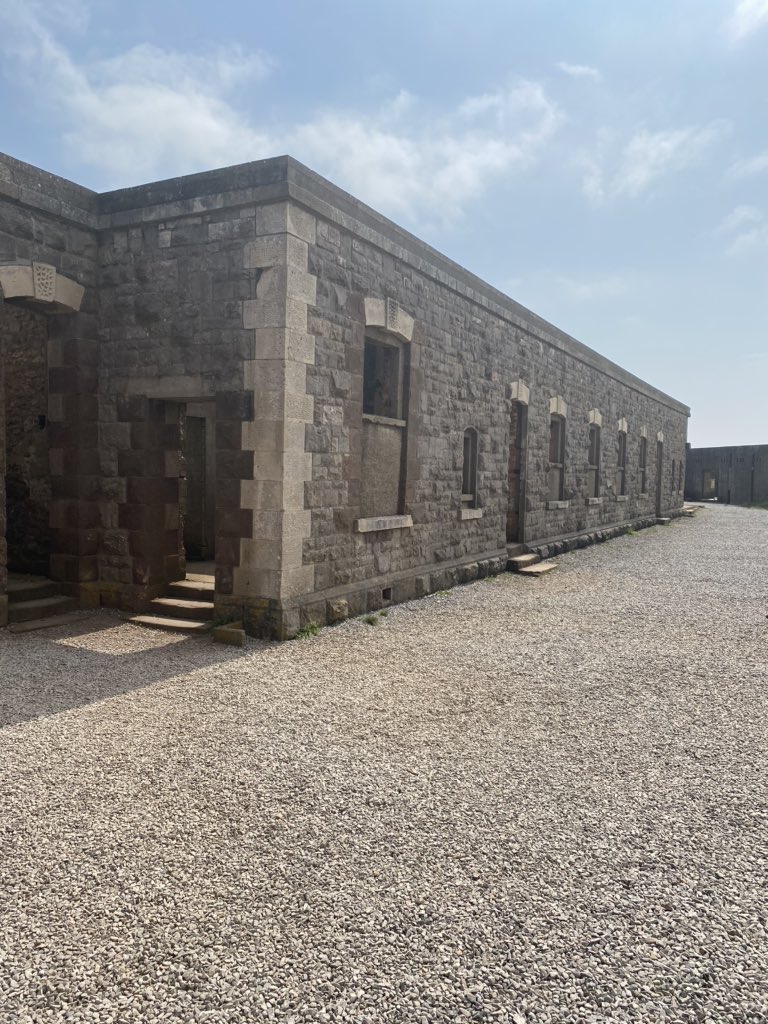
6, 574, 87, 633
128, 572, 215, 634
507, 549, 559, 577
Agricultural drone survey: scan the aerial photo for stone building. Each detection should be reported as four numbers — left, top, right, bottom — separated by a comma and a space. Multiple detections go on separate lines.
685, 444, 768, 505
0, 152, 689, 637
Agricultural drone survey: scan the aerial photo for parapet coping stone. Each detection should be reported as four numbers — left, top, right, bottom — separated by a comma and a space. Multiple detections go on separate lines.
0, 150, 690, 416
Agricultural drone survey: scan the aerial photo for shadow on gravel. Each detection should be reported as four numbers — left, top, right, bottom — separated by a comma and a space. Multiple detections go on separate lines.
0, 614, 262, 729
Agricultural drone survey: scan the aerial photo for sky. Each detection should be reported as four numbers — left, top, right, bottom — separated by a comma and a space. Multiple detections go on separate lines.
1, 0, 766, 446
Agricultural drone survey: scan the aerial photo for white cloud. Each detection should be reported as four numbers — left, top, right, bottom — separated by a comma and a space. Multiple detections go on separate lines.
728, 149, 768, 178
555, 62, 601, 82
726, 0, 768, 41
0, 4, 561, 225
295, 81, 561, 222
714, 205, 768, 254
582, 123, 726, 203
714, 204, 763, 234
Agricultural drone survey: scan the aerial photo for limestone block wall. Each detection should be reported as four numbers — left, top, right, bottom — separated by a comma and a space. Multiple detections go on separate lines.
283, 169, 689, 628
95, 178, 265, 605
0, 153, 100, 605
95, 171, 317, 626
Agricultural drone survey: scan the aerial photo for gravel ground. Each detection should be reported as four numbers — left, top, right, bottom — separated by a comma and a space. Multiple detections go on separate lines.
1, 503, 766, 1024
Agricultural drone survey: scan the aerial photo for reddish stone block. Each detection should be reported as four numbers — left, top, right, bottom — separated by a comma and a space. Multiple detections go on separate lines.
216, 390, 254, 422
214, 536, 241, 568
215, 419, 243, 451
126, 476, 179, 504
214, 477, 241, 509
217, 508, 253, 539
217, 450, 254, 481
118, 449, 165, 477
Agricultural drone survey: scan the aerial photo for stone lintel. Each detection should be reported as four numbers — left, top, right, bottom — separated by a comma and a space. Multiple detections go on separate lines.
364, 296, 414, 342
0, 262, 84, 312
509, 379, 530, 405
549, 396, 567, 419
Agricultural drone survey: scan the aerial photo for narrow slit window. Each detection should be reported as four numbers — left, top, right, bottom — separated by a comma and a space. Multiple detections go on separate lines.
462, 428, 478, 507
548, 415, 565, 501
617, 431, 627, 496
588, 424, 601, 498
639, 436, 648, 493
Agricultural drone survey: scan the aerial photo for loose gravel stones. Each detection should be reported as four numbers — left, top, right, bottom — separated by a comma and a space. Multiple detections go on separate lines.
0, 505, 766, 1023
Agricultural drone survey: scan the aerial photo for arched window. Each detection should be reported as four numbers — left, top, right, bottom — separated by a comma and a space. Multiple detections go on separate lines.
588, 424, 601, 498
462, 428, 479, 508
548, 415, 565, 500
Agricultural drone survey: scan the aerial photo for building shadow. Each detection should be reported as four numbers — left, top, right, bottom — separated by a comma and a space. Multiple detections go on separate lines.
0, 612, 268, 729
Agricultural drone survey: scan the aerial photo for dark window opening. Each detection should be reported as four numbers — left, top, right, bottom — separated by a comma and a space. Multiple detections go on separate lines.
639, 436, 648, 493
363, 337, 402, 419
548, 415, 565, 501
462, 428, 479, 507
587, 424, 601, 498
617, 431, 627, 496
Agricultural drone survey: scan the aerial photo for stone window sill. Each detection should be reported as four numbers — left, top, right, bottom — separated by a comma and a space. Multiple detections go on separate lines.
616, 494, 629, 502
354, 514, 413, 533
639, 492, 649, 498
586, 497, 603, 506
362, 413, 406, 428
459, 507, 483, 520
546, 500, 570, 510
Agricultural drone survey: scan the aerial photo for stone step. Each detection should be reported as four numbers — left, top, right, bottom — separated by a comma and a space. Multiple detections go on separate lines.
518, 561, 558, 577
8, 595, 77, 624
128, 615, 211, 634
148, 597, 215, 621
7, 577, 61, 604
167, 578, 215, 601
9, 611, 93, 634
656, 517, 672, 525
185, 572, 215, 584
508, 553, 541, 572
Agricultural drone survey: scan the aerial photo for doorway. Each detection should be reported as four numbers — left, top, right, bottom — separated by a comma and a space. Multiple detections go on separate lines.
507, 401, 528, 542
182, 401, 216, 568
2, 304, 51, 575
702, 470, 717, 500
655, 440, 664, 517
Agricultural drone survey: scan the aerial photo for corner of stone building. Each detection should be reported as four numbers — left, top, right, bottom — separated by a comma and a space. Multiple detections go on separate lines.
227, 197, 318, 635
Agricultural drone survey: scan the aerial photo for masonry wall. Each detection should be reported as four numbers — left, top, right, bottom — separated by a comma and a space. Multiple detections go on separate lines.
0, 154, 100, 605
282, 181, 689, 630
95, 189, 260, 605
0, 152, 689, 638
685, 445, 768, 505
